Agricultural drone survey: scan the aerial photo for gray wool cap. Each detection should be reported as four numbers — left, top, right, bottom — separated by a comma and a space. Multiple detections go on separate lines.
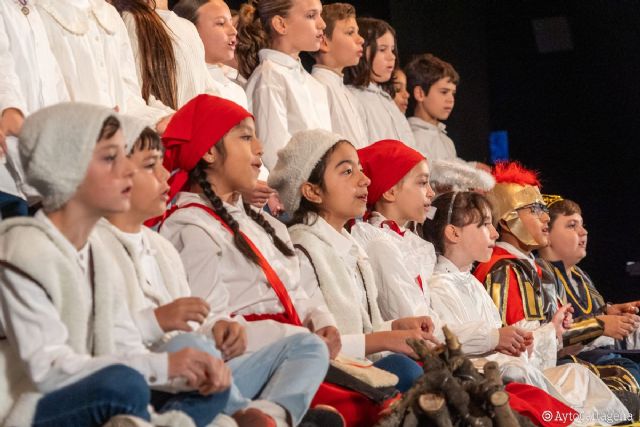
19, 102, 119, 211
268, 129, 348, 213
119, 114, 152, 153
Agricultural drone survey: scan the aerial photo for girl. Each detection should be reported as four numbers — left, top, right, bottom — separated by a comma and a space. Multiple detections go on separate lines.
392, 69, 409, 114
267, 129, 438, 393
236, 0, 331, 171
344, 18, 415, 147
0, 103, 231, 427
173, 0, 249, 109
113, 0, 218, 109
423, 191, 631, 423
156, 95, 336, 427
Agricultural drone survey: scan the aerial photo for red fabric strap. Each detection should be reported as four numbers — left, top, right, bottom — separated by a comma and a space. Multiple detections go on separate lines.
380, 219, 405, 237
164, 202, 303, 327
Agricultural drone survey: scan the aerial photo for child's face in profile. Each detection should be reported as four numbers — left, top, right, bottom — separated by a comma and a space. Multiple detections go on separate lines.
390, 160, 434, 224
515, 201, 551, 247
322, 17, 363, 68
283, 0, 325, 53
547, 213, 588, 265
421, 77, 456, 122
128, 146, 170, 221
369, 31, 395, 84
458, 209, 499, 263
74, 128, 134, 216
196, 0, 237, 64
393, 69, 409, 113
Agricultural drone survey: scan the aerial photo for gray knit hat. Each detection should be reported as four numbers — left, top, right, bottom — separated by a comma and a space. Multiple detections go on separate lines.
19, 102, 118, 211
119, 114, 150, 153
268, 129, 348, 213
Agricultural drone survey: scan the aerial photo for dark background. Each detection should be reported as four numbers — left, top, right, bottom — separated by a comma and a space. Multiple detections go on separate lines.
217, 0, 640, 301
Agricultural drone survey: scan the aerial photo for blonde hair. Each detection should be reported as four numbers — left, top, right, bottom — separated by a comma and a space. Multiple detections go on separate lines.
236, 0, 294, 79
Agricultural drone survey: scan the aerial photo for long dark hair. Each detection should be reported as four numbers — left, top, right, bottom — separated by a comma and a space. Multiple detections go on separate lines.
112, 0, 179, 110
344, 17, 398, 97
190, 147, 294, 265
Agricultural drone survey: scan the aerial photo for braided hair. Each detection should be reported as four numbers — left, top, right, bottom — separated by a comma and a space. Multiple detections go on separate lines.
190, 159, 293, 266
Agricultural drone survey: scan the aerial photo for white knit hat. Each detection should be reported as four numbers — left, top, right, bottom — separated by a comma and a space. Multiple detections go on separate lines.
19, 102, 118, 211
268, 129, 348, 213
430, 159, 495, 193
119, 114, 151, 153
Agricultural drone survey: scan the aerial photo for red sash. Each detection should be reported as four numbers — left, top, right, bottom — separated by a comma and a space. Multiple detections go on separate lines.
162, 202, 303, 326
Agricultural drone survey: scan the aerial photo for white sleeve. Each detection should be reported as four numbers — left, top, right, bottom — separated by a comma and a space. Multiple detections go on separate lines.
0, 268, 168, 393
0, 16, 26, 115
515, 319, 557, 371
292, 248, 337, 332
249, 81, 290, 170
133, 306, 165, 347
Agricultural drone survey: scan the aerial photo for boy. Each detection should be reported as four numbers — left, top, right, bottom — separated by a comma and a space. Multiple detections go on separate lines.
405, 54, 489, 170
97, 116, 332, 427
0, 104, 230, 427
312, 3, 368, 148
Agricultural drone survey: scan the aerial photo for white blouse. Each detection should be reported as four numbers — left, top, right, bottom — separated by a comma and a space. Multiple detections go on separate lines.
245, 49, 332, 170
348, 82, 416, 147
159, 192, 336, 352
124, 9, 218, 109
311, 66, 368, 148
36, 0, 173, 127
409, 116, 457, 163
208, 64, 249, 109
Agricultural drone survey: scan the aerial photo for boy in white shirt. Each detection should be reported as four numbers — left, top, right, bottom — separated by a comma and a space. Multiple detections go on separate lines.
0, 103, 231, 427
311, 3, 368, 148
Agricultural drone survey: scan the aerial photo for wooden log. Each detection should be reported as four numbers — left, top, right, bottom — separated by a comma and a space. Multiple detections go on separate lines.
418, 393, 453, 427
489, 391, 520, 427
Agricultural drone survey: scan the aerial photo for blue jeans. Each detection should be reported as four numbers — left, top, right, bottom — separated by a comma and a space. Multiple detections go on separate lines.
373, 353, 423, 392
150, 388, 229, 427
33, 365, 150, 427
160, 332, 329, 425
0, 191, 28, 218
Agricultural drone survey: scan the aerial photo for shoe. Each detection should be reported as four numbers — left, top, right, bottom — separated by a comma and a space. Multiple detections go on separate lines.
299, 407, 345, 427
103, 415, 154, 427
232, 408, 277, 427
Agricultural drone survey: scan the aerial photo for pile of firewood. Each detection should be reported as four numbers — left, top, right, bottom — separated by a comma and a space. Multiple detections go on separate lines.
376, 326, 536, 427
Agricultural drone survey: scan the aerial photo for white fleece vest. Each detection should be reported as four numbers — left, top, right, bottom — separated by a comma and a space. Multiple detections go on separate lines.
288, 224, 384, 336
0, 218, 116, 426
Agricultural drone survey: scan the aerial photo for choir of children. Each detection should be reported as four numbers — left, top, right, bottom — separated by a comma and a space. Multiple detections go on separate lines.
0, 1, 636, 426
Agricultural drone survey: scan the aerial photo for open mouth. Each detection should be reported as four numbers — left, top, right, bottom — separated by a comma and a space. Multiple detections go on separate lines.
122, 185, 132, 195
356, 194, 368, 202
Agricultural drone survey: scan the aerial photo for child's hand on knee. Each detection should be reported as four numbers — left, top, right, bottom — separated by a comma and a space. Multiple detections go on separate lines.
155, 297, 210, 333
212, 320, 247, 360
168, 347, 230, 394
315, 326, 342, 359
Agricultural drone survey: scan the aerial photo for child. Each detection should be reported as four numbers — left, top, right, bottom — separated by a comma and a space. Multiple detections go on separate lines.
405, 53, 490, 170
156, 95, 334, 426
98, 116, 334, 427
350, 139, 438, 320
344, 18, 415, 147
113, 0, 218, 110
36, 0, 173, 132
237, 0, 332, 170
268, 129, 439, 393
0, 103, 231, 427
311, 3, 368, 148
392, 69, 409, 114
0, 1, 69, 217
173, 0, 249, 109
423, 191, 631, 423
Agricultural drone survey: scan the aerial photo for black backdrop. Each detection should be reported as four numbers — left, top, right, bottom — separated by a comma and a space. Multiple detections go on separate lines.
212, 0, 640, 302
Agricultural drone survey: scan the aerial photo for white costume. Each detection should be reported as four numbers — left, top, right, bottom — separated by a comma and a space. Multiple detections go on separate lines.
159, 192, 336, 352
245, 49, 331, 170
36, 0, 173, 126
124, 9, 218, 108
311, 66, 368, 148
429, 255, 630, 426
348, 82, 415, 147
207, 64, 249, 110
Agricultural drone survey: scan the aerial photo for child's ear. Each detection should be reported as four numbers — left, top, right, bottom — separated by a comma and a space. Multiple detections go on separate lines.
202, 146, 218, 164
271, 15, 288, 36
381, 185, 398, 203
443, 224, 461, 243
318, 34, 330, 54
413, 85, 425, 102
300, 182, 323, 204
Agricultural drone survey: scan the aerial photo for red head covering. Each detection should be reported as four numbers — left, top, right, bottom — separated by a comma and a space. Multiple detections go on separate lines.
162, 94, 253, 201
492, 161, 541, 186
357, 139, 426, 206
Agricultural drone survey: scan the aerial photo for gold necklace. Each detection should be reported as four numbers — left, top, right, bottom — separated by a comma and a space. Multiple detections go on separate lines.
554, 266, 592, 314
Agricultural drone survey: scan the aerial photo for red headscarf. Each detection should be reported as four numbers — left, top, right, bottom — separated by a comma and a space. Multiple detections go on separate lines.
162, 94, 253, 201
357, 139, 426, 206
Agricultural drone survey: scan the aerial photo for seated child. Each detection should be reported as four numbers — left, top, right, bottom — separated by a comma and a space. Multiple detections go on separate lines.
268, 129, 439, 392
98, 115, 333, 427
156, 95, 334, 426
344, 18, 416, 147
0, 103, 231, 427
312, 3, 368, 148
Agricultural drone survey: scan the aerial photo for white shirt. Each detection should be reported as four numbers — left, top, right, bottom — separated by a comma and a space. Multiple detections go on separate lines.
245, 49, 332, 170
0, 1, 68, 199
208, 64, 249, 109
351, 212, 436, 320
124, 9, 218, 109
408, 116, 457, 162
36, 0, 173, 127
160, 192, 336, 351
348, 82, 416, 147
0, 211, 167, 393
311, 66, 368, 148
